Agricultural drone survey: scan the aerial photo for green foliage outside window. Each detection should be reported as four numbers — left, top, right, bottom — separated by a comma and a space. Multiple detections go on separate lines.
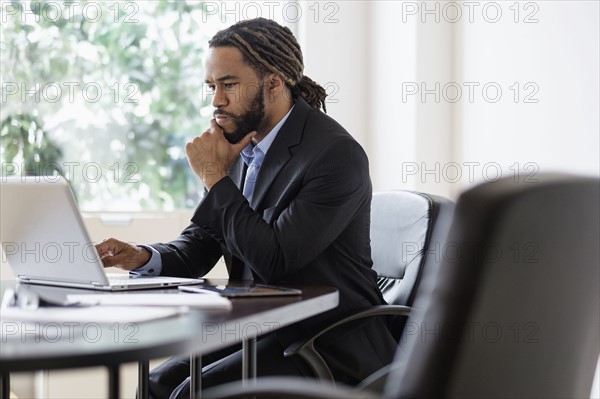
1, 0, 224, 210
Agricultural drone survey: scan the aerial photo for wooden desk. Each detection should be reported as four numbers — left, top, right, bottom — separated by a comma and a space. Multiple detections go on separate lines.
0, 280, 339, 398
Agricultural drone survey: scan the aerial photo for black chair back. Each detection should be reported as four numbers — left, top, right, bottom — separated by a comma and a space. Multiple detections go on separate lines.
385, 175, 600, 398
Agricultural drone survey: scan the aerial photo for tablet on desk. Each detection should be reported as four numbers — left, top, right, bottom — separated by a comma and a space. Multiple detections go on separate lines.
179, 284, 301, 297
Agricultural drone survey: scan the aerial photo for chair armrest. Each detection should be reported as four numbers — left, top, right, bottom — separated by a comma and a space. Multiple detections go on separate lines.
202, 376, 371, 399
283, 305, 411, 382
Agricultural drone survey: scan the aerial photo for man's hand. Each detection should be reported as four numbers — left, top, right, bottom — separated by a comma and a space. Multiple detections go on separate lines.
186, 119, 256, 189
95, 238, 151, 271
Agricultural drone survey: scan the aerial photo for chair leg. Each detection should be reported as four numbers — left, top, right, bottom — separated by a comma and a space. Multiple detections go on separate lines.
242, 337, 257, 384
138, 361, 149, 399
107, 366, 120, 399
1, 372, 10, 399
190, 354, 202, 399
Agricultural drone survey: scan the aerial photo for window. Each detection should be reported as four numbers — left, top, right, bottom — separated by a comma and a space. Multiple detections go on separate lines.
1, 0, 237, 210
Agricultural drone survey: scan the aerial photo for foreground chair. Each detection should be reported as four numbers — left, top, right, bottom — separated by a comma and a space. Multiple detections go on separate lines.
204, 174, 600, 398
284, 191, 454, 384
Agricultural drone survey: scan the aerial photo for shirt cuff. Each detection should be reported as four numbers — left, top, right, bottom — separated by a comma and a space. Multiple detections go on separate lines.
129, 245, 162, 277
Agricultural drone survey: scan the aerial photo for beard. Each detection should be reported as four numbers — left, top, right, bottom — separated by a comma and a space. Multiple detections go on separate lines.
214, 84, 265, 144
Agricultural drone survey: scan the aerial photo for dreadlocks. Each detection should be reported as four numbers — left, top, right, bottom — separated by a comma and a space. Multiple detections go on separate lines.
209, 18, 328, 113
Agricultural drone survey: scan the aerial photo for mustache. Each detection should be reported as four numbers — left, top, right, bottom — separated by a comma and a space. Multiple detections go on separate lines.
213, 109, 237, 119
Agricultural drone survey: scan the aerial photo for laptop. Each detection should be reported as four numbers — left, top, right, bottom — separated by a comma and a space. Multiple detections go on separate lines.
0, 176, 203, 291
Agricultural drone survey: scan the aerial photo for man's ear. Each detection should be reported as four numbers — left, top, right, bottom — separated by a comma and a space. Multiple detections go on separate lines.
264, 73, 288, 103
266, 73, 285, 91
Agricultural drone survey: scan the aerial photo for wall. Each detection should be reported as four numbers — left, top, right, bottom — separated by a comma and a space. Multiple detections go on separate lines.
454, 0, 599, 194
298, 1, 599, 199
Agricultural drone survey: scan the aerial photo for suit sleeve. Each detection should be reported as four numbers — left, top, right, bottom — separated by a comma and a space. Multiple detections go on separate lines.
149, 221, 224, 278
191, 136, 371, 283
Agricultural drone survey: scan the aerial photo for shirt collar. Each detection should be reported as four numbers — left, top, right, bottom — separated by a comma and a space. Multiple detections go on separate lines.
241, 105, 295, 165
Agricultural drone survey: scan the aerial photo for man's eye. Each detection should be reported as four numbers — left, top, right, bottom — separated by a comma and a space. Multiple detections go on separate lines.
206, 85, 216, 93
224, 83, 237, 89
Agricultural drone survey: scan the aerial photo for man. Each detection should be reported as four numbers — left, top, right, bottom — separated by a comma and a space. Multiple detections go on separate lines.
96, 18, 396, 398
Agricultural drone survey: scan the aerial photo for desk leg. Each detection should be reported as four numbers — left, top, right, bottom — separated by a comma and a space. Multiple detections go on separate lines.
242, 337, 257, 384
190, 353, 202, 399
1, 372, 9, 399
138, 361, 149, 399
107, 366, 120, 399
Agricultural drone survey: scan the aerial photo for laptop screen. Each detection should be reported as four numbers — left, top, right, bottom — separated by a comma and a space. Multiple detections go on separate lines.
1, 176, 110, 286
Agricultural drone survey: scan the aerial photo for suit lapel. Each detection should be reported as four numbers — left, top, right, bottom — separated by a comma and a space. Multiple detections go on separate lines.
250, 98, 311, 209
225, 99, 312, 281
228, 156, 246, 189
221, 159, 246, 279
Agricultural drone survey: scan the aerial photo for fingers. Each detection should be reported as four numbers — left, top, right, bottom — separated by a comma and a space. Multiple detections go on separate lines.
185, 135, 216, 183
95, 238, 125, 268
208, 118, 256, 151
95, 239, 149, 270
185, 136, 201, 160
205, 118, 256, 150
232, 131, 257, 152
209, 118, 223, 133
185, 119, 257, 189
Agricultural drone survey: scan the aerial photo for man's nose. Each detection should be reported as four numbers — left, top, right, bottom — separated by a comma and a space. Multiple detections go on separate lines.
211, 87, 228, 108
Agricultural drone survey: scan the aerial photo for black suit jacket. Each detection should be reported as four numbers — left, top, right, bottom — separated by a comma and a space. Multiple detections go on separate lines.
151, 98, 396, 382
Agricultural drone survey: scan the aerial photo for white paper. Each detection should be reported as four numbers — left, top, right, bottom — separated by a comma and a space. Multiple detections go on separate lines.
1, 305, 186, 324
67, 293, 232, 309
1, 306, 188, 341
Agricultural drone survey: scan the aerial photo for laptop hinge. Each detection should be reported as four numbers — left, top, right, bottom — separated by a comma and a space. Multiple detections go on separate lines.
17, 275, 30, 281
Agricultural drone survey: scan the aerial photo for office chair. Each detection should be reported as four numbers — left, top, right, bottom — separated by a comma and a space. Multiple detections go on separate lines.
284, 191, 455, 385
203, 174, 600, 399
